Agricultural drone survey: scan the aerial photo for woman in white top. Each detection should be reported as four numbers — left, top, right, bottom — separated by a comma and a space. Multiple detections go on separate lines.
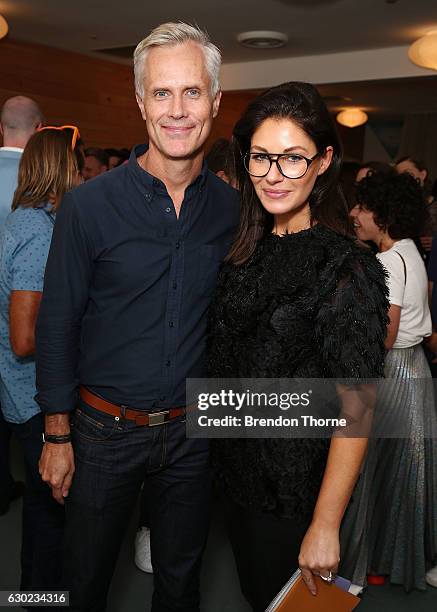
341, 170, 437, 591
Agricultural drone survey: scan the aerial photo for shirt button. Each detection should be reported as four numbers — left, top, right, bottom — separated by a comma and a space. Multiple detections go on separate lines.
145, 193, 152, 201
169, 321, 174, 328
165, 360, 171, 367
165, 207, 171, 213
175, 241, 180, 249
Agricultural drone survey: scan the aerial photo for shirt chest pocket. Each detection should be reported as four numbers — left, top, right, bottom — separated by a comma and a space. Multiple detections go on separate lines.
195, 244, 223, 297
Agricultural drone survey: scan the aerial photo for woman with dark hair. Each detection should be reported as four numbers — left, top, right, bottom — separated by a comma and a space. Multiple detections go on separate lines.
208, 82, 388, 611
345, 172, 437, 590
396, 156, 429, 188
0, 127, 80, 591
396, 156, 437, 253
355, 160, 394, 184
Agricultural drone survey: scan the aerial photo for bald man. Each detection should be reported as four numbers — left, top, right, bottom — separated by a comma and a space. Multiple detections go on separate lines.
0, 96, 44, 517
0, 96, 44, 227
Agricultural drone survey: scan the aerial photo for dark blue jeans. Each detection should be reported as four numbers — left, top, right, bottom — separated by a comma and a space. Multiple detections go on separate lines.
8, 412, 65, 591
63, 400, 211, 612
138, 482, 151, 528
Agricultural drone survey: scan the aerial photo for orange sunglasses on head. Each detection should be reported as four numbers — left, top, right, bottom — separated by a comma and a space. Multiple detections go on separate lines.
37, 124, 80, 150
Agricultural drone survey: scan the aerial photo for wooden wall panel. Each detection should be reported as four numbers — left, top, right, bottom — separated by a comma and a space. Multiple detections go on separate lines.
0, 38, 146, 149
0, 38, 364, 160
207, 89, 259, 147
0, 38, 256, 151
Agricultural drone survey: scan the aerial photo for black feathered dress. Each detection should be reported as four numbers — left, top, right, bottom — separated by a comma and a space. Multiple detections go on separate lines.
207, 223, 389, 521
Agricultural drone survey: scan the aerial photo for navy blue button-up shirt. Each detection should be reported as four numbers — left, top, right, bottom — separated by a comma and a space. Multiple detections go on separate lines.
35, 144, 240, 413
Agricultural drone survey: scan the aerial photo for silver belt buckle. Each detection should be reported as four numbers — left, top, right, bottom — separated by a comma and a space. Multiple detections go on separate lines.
148, 410, 168, 426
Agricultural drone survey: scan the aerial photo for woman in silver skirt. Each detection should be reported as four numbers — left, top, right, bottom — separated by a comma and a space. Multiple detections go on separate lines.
342, 170, 437, 591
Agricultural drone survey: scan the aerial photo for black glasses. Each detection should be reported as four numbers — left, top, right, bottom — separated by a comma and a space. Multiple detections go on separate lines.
244, 151, 321, 179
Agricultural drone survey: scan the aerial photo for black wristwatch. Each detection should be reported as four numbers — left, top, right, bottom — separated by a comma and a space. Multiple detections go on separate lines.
42, 433, 72, 444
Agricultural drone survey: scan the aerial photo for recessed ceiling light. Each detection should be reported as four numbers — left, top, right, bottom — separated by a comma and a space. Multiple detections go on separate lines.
337, 109, 368, 128
408, 30, 437, 71
237, 31, 288, 49
0, 14, 8, 40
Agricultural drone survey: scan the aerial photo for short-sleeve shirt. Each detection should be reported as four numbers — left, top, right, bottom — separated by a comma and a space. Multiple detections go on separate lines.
377, 238, 431, 348
0, 205, 54, 423
0, 148, 22, 229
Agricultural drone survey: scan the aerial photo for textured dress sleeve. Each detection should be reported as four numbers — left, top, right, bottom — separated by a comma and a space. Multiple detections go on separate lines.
314, 245, 389, 379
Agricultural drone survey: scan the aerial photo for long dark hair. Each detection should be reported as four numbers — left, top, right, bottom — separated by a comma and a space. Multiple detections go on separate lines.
228, 81, 352, 265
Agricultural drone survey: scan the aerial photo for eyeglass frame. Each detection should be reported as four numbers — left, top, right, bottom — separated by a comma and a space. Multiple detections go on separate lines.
243, 150, 323, 180
37, 125, 80, 150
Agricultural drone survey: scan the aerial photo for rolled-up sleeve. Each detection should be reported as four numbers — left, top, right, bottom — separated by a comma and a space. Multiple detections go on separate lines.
35, 192, 93, 414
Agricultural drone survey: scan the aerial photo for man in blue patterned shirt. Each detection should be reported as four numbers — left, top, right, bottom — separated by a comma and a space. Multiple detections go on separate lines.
0, 128, 79, 590
0, 96, 43, 516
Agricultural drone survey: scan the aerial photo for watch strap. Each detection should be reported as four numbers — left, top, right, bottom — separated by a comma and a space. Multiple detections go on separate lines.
42, 433, 72, 444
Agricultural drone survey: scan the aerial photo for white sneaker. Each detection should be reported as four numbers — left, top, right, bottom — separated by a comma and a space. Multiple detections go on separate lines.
134, 527, 153, 573
426, 565, 437, 587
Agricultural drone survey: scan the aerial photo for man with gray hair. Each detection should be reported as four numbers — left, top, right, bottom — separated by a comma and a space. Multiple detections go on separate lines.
36, 22, 239, 611
0, 95, 43, 516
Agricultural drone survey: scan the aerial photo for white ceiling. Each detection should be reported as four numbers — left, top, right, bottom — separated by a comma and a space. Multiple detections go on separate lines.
2, 0, 437, 64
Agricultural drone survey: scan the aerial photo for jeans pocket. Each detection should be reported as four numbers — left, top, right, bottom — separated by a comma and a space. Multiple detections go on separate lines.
72, 407, 122, 443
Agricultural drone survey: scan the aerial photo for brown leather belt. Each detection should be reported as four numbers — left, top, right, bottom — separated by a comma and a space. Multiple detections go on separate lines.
79, 386, 185, 427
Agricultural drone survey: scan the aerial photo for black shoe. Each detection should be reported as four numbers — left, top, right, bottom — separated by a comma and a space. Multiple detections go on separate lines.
0, 480, 25, 516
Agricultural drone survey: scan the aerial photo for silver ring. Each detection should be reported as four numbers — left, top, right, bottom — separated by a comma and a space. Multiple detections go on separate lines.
319, 570, 335, 583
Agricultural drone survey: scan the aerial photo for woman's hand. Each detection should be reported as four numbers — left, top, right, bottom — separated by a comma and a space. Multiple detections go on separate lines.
298, 520, 340, 595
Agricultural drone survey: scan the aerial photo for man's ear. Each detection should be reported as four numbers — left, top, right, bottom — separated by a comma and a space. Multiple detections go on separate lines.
212, 90, 222, 119
317, 146, 334, 176
136, 94, 147, 121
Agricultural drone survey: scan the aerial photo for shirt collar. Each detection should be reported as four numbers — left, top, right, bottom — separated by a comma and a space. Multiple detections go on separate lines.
42, 202, 55, 214
0, 146, 24, 153
128, 144, 209, 195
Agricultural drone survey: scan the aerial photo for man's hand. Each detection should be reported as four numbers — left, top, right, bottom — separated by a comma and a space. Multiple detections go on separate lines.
298, 520, 340, 596
39, 442, 75, 505
40, 412, 74, 504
